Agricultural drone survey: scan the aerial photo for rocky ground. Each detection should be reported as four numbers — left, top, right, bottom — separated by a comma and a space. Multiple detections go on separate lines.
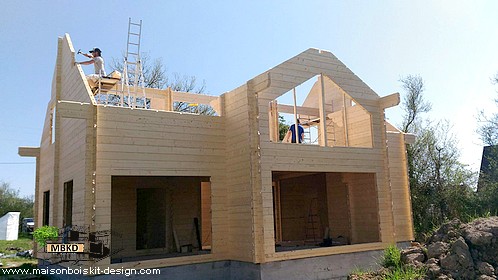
401, 217, 498, 280
349, 217, 498, 280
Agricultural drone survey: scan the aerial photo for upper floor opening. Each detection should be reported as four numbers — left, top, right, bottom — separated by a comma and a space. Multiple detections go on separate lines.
268, 74, 373, 148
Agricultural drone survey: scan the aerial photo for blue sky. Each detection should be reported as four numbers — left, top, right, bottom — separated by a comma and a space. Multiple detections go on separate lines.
1, 1, 498, 197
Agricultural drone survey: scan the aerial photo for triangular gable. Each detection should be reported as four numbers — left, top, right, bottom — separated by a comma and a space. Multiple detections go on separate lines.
302, 75, 353, 112
252, 48, 380, 112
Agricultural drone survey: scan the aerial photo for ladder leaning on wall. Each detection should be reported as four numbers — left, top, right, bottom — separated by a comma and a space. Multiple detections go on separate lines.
121, 18, 147, 108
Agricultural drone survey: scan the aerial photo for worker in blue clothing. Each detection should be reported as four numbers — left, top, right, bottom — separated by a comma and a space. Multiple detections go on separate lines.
287, 119, 305, 143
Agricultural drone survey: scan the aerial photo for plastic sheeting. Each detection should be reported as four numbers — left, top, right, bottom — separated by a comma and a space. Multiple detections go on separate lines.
0, 212, 20, 240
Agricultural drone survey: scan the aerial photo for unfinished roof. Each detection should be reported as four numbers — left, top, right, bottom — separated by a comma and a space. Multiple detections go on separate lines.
251, 48, 380, 110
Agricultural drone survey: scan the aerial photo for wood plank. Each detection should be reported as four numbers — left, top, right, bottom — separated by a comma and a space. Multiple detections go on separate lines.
379, 92, 400, 109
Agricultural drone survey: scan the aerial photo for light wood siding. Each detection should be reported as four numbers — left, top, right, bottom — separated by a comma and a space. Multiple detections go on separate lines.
278, 173, 327, 242
58, 118, 87, 227
343, 173, 380, 244
38, 104, 56, 227
326, 173, 351, 241
387, 131, 414, 241
95, 106, 226, 264
345, 106, 372, 147
223, 85, 255, 262
60, 34, 93, 103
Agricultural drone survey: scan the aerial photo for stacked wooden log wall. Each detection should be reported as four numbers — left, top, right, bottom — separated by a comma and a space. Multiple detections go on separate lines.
95, 106, 226, 266
256, 49, 396, 262
387, 131, 415, 241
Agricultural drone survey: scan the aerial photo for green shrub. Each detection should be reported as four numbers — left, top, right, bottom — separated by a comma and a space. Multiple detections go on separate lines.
382, 245, 402, 269
33, 226, 58, 247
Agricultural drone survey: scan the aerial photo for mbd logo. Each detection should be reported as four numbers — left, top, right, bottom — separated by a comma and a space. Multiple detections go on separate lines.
46, 243, 85, 253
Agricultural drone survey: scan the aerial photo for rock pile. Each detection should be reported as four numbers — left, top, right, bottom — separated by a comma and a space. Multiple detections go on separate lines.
401, 217, 498, 280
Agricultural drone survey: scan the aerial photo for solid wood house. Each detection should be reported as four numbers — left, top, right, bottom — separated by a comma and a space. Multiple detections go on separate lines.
19, 34, 414, 277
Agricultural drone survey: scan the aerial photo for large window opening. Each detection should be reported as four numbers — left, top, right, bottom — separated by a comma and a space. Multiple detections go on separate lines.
43, 191, 50, 226
111, 176, 212, 263
63, 181, 73, 227
272, 171, 380, 252
268, 75, 373, 148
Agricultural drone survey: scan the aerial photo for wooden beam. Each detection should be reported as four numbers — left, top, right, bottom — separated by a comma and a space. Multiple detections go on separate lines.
278, 104, 319, 117
171, 91, 218, 105
18, 147, 40, 157
379, 92, 400, 109
56, 101, 93, 119
318, 74, 328, 146
247, 72, 271, 93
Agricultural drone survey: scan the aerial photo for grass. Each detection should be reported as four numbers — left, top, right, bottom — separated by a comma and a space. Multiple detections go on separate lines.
383, 266, 426, 280
350, 266, 372, 276
0, 236, 37, 270
349, 245, 426, 280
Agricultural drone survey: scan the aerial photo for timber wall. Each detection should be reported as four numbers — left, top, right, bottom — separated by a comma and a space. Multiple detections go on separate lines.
94, 106, 226, 265
387, 131, 415, 241
223, 85, 255, 262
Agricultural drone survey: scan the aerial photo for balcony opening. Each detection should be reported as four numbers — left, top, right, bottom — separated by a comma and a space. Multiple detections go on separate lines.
268, 75, 373, 148
272, 171, 380, 252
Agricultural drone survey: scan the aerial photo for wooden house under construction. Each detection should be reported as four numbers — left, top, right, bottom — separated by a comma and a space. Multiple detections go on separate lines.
19, 34, 415, 278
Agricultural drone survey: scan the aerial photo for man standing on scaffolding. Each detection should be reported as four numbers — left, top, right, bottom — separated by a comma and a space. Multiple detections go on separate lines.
75, 47, 106, 87
288, 119, 305, 143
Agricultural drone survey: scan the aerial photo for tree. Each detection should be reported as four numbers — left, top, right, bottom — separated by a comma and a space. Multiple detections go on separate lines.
399, 76, 476, 239
408, 121, 475, 236
278, 115, 289, 141
110, 53, 215, 115
475, 73, 498, 215
477, 74, 498, 145
0, 181, 34, 223
399, 75, 431, 133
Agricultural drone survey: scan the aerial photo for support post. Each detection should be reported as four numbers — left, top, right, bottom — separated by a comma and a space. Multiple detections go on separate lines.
165, 87, 173, 111
342, 92, 349, 146
319, 74, 328, 146
293, 88, 299, 143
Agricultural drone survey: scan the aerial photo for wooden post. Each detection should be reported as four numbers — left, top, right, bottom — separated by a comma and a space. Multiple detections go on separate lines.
165, 87, 173, 111
293, 88, 299, 143
319, 74, 328, 146
342, 92, 349, 146
269, 101, 279, 142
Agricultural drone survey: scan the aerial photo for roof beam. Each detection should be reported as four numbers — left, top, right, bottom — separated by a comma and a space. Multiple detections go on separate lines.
18, 147, 40, 157
380, 92, 400, 109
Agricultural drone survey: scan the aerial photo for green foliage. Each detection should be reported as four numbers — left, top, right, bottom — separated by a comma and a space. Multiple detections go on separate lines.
0, 238, 33, 255
278, 115, 290, 141
408, 120, 477, 238
382, 265, 426, 280
477, 74, 498, 145
398, 76, 486, 239
382, 245, 402, 269
0, 181, 34, 223
33, 226, 58, 247
349, 246, 426, 279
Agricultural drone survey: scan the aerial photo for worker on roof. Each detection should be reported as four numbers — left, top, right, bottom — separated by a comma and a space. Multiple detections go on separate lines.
75, 47, 107, 76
